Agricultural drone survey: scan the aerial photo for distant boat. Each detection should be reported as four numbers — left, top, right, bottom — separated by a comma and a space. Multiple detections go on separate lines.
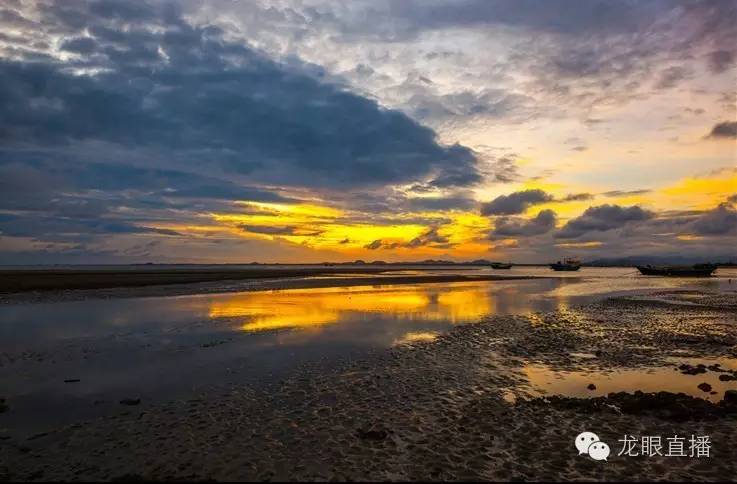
490, 262, 513, 269
550, 258, 581, 271
636, 263, 717, 277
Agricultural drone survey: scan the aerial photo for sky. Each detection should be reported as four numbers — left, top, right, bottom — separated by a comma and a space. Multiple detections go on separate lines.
0, 0, 735, 264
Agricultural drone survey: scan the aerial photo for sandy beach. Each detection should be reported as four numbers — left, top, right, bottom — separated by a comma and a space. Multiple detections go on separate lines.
1, 270, 737, 481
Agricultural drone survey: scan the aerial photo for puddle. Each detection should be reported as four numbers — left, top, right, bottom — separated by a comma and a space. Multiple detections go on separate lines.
520, 357, 737, 401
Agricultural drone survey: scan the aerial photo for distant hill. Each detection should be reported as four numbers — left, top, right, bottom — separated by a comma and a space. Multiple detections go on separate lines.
588, 255, 737, 267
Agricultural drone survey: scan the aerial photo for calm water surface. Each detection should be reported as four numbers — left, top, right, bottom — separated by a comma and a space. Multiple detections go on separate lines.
1, 267, 736, 435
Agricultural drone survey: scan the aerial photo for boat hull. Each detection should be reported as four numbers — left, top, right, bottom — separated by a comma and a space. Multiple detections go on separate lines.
636, 265, 717, 277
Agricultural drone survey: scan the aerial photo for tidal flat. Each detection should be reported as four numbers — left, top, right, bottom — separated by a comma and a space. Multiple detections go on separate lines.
1, 268, 736, 481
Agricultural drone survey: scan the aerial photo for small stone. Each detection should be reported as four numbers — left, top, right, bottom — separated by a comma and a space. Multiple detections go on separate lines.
119, 399, 141, 406
587, 383, 596, 390
697, 382, 712, 392
724, 390, 737, 403
64, 379, 81, 383
718, 374, 737, 381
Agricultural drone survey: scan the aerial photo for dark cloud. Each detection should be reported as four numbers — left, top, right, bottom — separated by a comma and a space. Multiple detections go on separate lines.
1, 1, 479, 189
555, 204, 654, 238
707, 49, 735, 74
364, 226, 452, 250
364, 239, 396, 250
493, 209, 557, 237
238, 225, 323, 236
561, 193, 593, 202
405, 226, 451, 249
706, 121, 737, 139
602, 189, 651, 197
691, 203, 737, 235
480, 189, 553, 216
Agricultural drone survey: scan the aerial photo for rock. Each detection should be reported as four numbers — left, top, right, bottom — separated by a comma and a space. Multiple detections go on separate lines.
0, 398, 7, 413
119, 399, 141, 406
718, 374, 737, 381
678, 364, 707, 375
697, 382, 712, 392
64, 379, 81, 383
356, 426, 389, 441
587, 383, 596, 390
724, 390, 737, 404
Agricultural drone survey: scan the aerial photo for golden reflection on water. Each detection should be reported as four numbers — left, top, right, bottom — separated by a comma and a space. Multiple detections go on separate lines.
207, 283, 495, 332
523, 357, 737, 400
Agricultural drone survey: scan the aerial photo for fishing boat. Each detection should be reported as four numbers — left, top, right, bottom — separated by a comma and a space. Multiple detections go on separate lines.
636, 263, 717, 277
490, 262, 513, 269
550, 258, 581, 271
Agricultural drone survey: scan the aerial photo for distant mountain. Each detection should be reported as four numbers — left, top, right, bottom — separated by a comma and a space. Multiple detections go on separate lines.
588, 255, 737, 267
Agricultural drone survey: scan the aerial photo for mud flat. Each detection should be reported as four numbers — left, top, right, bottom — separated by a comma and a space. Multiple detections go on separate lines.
1, 290, 736, 481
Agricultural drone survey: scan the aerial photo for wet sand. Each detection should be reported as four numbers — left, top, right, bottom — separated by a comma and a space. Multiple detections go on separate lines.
2, 290, 736, 481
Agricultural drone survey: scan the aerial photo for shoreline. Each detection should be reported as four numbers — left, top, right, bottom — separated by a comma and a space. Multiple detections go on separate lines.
0, 271, 548, 305
2, 290, 736, 480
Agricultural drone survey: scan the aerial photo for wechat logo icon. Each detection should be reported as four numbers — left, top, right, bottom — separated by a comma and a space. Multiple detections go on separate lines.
575, 431, 610, 461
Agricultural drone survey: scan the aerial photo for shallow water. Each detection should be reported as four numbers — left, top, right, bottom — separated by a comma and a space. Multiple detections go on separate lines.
521, 356, 737, 402
1, 267, 736, 436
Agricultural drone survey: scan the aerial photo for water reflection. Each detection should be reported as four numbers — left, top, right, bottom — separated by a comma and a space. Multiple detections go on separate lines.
522, 357, 737, 401
207, 283, 497, 333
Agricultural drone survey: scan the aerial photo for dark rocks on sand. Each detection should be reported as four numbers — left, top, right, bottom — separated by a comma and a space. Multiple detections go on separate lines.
718, 374, 737, 381
587, 383, 596, 390
697, 382, 712, 392
528, 391, 737, 421
678, 363, 707, 375
119, 399, 141, 406
356, 426, 389, 441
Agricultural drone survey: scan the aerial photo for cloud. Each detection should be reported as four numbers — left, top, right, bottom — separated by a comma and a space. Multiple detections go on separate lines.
707, 49, 735, 73
691, 203, 737, 235
364, 226, 452, 250
706, 121, 737, 139
561, 193, 593, 202
481, 189, 554, 215
493, 209, 557, 237
405, 196, 476, 211
602, 189, 651, 197
489, 155, 522, 183
405, 226, 451, 248
556, 204, 654, 238
654, 65, 691, 90
1, 1, 480, 191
